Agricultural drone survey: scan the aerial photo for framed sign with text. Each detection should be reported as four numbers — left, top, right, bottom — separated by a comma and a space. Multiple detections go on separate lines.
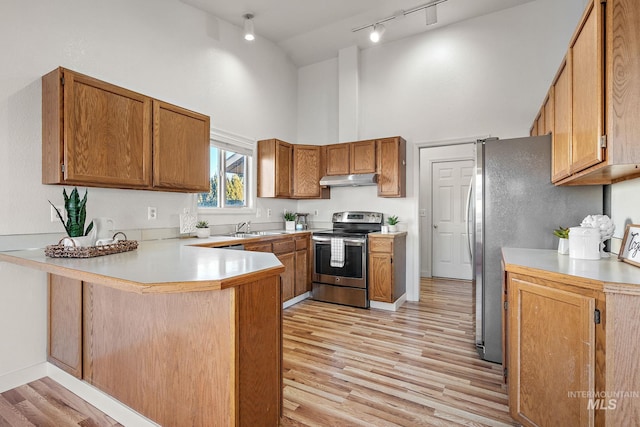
618, 224, 640, 268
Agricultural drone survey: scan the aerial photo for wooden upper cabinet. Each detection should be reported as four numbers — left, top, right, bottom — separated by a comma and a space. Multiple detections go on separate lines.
569, 0, 604, 174
42, 67, 210, 192
377, 137, 406, 197
349, 140, 376, 174
552, 60, 572, 182
152, 101, 210, 192
544, 91, 554, 136
257, 139, 292, 198
42, 68, 152, 188
292, 145, 329, 199
325, 144, 350, 175
536, 106, 545, 136
530, 119, 538, 137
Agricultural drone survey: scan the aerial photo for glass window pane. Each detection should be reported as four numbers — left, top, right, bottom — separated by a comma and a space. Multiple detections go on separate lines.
224, 151, 246, 207
197, 146, 220, 208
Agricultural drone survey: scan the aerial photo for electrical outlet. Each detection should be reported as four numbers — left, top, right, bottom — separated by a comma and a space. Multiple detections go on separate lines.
314, 209, 319, 216
256, 208, 262, 218
148, 206, 157, 220
267, 208, 272, 218
51, 205, 65, 222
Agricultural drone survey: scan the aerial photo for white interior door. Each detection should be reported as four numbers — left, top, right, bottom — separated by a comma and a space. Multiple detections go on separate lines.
432, 160, 473, 280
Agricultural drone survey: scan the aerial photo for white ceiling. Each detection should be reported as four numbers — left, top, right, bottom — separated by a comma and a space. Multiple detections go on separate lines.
181, 0, 534, 66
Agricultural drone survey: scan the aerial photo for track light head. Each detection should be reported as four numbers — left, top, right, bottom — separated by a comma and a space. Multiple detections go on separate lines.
243, 13, 255, 41
369, 23, 386, 43
425, 5, 437, 25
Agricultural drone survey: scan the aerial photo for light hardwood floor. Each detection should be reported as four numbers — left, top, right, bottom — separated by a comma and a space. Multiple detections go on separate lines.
0, 278, 514, 426
280, 278, 515, 426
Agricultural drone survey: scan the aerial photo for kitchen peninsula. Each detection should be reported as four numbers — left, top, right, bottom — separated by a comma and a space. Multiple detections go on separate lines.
0, 239, 285, 426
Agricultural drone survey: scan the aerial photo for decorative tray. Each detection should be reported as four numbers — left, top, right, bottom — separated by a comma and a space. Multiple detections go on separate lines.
45, 233, 138, 258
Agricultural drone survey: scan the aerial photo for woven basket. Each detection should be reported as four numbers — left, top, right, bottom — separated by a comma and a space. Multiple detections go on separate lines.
45, 232, 138, 258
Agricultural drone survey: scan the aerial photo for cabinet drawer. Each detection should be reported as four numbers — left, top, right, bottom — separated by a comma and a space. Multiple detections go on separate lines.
272, 239, 295, 254
294, 237, 308, 251
369, 238, 392, 253
245, 242, 272, 252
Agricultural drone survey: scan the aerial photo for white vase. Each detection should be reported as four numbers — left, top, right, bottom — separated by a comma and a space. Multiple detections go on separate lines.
196, 228, 210, 238
388, 225, 398, 233
557, 238, 569, 255
285, 221, 296, 231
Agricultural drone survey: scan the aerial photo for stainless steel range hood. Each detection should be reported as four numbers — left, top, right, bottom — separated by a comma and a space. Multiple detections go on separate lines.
319, 173, 378, 187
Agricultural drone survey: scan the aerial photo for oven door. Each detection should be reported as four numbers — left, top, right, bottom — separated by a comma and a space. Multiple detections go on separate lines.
312, 236, 367, 288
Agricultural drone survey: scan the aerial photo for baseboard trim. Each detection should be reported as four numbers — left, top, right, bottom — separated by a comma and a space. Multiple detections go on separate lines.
369, 293, 407, 312
46, 364, 159, 426
0, 363, 48, 393
283, 291, 311, 309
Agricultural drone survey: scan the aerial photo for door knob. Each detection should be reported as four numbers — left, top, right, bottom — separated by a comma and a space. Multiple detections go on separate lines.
433, 225, 438, 229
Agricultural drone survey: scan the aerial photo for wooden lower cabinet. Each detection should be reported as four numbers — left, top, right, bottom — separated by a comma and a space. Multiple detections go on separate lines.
368, 233, 406, 303
49, 272, 282, 427
507, 273, 598, 426
246, 233, 311, 304
48, 274, 82, 378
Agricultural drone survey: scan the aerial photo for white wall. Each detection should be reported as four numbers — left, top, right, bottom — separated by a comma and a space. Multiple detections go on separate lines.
611, 178, 640, 238
0, 0, 298, 378
297, 0, 587, 300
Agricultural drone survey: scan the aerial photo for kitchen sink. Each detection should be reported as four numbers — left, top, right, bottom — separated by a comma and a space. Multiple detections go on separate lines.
255, 231, 286, 236
224, 232, 260, 238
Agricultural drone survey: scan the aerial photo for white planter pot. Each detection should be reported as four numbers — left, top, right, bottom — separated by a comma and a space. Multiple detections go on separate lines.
388, 225, 398, 233
285, 221, 296, 231
196, 228, 210, 238
62, 235, 96, 248
557, 238, 569, 255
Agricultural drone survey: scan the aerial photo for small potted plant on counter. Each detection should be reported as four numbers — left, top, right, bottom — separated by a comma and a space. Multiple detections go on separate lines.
284, 212, 296, 231
195, 220, 210, 238
553, 226, 570, 254
387, 215, 399, 232
49, 187, 95, 247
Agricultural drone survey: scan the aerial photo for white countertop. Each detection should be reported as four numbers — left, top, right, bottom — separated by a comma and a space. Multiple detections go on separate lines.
0, 238, 284, 293
502, 248, 640, 293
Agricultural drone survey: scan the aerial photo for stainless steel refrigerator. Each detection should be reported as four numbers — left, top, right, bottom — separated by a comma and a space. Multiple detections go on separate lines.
471, 135, 602, 363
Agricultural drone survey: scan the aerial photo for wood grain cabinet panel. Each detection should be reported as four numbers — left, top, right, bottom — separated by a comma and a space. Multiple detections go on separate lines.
294, 235, 310, 296
42, 68, 152, 188
377, 137, 406, 198
292, 145, 329, 199
325, 144, 350, 175
257, 139, 292, 198
569, 0, 604, 174
42, 67, 210, 192
552, 60, 572, 182
506, 273, 599, 427
539, 0, 640, 185
368, 233, 406, 303
152, 101, 210, 192
349, 140, 377, 174
278, 252, 295, 302
48, 274, 82, 378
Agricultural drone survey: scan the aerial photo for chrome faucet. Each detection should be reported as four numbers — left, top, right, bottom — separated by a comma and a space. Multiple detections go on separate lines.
235, 221, 251, 233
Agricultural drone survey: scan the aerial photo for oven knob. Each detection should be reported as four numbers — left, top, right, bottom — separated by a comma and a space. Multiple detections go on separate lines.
335, 277, 340, 282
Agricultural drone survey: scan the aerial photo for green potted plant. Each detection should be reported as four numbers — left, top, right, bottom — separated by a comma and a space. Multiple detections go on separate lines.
49, 187, 95, 247
387, 215, 399, 232
195, 220, 210, 238
553, 226, 570, 254
284, 212, 296, 231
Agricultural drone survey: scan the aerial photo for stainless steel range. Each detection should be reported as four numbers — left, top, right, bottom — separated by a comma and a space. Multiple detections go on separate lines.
312, 211, 383, 308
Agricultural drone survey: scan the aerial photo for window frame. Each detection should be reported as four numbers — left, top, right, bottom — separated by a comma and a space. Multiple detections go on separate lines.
197, 128, 256, 215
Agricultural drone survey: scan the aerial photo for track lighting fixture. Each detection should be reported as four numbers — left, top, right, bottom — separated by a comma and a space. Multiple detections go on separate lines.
369, 24, 386, 43
352, 0, 447, 42
243, 13, 255, 41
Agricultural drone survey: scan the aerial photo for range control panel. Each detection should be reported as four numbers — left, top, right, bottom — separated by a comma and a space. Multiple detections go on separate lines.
332, 211, 383, 224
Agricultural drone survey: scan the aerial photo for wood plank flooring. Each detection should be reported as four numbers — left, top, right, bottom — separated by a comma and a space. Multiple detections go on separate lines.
0, 278, 514, 426
280, 278, 515, 426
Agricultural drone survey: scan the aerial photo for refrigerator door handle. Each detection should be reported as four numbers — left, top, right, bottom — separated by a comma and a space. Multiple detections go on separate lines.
465, 177, 473, 261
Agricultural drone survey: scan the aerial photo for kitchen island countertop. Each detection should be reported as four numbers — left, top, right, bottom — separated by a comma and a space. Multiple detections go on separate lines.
0, 237, 284, 294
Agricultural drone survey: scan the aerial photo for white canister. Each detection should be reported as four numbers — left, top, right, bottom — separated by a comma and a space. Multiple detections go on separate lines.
569, 227, 600, 260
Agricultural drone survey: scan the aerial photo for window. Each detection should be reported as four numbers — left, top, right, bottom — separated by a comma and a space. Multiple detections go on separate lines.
197, 129, 254, 210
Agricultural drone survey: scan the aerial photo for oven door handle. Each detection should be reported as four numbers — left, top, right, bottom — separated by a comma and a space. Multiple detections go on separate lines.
312, 236, 365, 245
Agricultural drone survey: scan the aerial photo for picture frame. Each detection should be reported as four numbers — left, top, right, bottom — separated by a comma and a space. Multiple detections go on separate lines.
618, 224, 640, 268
